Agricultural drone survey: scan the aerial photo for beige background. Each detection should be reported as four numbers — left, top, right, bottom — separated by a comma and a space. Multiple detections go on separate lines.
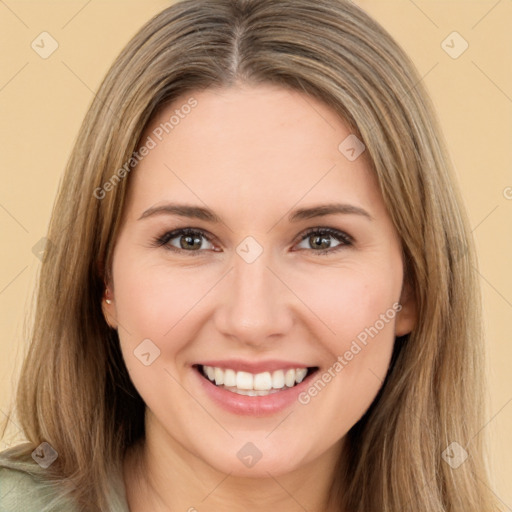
0, 0, 510, 506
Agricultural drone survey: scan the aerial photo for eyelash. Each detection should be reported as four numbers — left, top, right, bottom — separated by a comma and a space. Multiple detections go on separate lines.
151, 227, 353, 256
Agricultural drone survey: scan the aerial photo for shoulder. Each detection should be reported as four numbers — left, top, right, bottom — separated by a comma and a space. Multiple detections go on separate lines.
0, 448, 78, 512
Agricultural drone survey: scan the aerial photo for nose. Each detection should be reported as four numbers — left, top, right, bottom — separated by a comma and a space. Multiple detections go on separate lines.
213, 249, 294, 347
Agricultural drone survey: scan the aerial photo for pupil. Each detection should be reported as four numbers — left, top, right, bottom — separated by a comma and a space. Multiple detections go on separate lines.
311, 235, 330, 250
181, 235, 201, 250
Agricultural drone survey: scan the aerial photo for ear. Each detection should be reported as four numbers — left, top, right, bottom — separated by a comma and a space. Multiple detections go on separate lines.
394, 279, 417, 337
101, 285, 119, 330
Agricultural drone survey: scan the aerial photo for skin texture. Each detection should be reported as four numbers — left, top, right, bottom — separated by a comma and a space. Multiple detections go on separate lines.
103, 83, 416, 512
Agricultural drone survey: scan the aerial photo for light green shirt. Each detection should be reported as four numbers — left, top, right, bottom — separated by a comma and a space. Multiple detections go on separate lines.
0, 449, 130, 512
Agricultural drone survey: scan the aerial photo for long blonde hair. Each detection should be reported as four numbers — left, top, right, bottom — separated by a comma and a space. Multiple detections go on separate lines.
1, 0, 501, 510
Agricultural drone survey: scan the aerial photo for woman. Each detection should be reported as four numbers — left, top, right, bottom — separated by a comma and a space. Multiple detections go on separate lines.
0, 0, 502, 510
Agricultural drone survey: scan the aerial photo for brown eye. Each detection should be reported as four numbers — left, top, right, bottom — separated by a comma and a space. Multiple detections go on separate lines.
295, 228, 352, 254
178, 233, 204, 250
154, 228, 215, 253
308, 233, 333, 250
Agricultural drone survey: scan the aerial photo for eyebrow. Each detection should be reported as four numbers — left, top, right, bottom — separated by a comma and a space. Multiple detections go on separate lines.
288, 203, 373, 222
138, 202, 373, 223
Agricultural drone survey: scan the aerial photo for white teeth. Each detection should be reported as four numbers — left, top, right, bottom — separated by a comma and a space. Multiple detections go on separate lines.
229, 388, 281, 396
214, 367, 224, 386
285, 369, 296, 387
224, 369, 236, 387
205, 366, 215, 381
295, 368, 308, 383
200, 365, 311, 393
272, 370, 285, 389
253, 372, 272, 391
236, 371, 253, 390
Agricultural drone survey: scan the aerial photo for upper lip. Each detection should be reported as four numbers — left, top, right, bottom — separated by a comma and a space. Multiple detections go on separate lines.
194, 359, 317, 374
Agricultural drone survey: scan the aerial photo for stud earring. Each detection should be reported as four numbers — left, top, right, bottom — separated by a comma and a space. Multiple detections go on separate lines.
105, 298, 112, 305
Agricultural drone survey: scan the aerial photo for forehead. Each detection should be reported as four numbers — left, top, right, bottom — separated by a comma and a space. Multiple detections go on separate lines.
125, 83, 380, 220
144, 83, 354, 163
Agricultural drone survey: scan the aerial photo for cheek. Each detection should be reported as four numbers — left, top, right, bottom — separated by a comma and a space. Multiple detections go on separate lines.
290, 263, 401, 349
114, 250, 207, 321
292, 265, 400, 413
111, 256, 212, 414
111, 251, 218, 364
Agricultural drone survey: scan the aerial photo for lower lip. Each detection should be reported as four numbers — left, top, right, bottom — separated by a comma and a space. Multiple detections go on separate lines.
193, 367, 317, 416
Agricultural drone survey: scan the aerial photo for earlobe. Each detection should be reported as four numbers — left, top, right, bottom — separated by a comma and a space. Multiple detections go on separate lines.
394, 281, 417, 337
102, 289, 118, 330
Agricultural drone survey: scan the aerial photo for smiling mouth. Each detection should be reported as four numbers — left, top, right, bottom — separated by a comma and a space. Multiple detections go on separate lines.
194, 364, 319, 396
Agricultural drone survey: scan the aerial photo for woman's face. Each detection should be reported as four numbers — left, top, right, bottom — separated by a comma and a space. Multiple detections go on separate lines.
105, 83, 416, 477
